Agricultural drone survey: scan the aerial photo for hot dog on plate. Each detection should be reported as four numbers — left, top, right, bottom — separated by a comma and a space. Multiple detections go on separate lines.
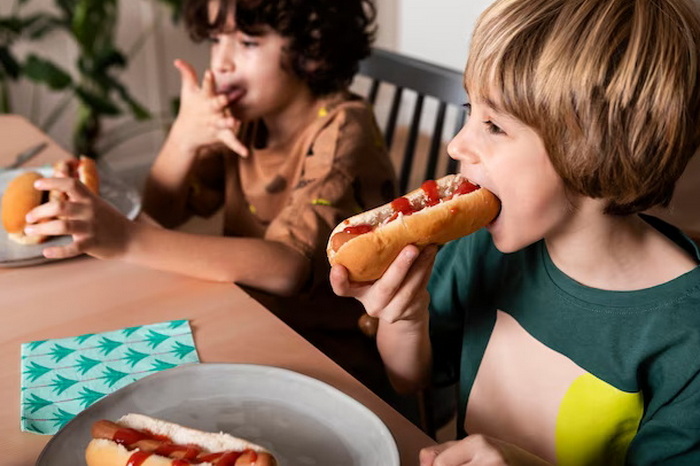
0, 156, 99, 245
327, 174, 500, 281
86, 413, 277, 466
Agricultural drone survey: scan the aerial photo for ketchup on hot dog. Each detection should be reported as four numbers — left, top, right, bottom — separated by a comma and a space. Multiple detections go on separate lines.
331, 177, 480, 252
92, 420, 269, 465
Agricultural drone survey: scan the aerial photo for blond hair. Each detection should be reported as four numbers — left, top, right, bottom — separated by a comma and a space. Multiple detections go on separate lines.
466, 0, 700, 215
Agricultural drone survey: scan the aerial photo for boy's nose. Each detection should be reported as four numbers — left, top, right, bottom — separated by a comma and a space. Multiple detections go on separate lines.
211, 38, 236, 73
447, 126, 479, 165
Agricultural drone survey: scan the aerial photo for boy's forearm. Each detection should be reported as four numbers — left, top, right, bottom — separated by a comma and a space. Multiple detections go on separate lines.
142, 131, 199, 227
122, 219, 310, 295
376, 317, 432, 394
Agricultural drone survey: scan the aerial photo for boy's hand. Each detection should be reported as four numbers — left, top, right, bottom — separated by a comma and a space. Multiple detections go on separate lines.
420, 435, 552, 466
330, 244, 438, 324
171, 59, 248, 157
23, 176, 133, 260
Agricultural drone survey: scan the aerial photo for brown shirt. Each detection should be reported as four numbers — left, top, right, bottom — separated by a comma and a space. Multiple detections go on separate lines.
187, 92, 396, 291
185, 95, 412, 411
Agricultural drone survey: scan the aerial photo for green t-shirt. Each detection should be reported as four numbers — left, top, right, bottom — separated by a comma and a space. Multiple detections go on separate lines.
428, 216, 700, 465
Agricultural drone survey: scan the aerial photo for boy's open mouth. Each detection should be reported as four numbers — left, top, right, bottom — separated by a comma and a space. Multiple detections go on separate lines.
466, 177, 501, 225
218, 86, 245, 105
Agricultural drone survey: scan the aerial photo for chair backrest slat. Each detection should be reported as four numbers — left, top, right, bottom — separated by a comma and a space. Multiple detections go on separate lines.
384, 86, 404, 149
399, 94, 425, 193
368, 79, 380, 106
425, 101, 447, 181
358, 48, 465, 192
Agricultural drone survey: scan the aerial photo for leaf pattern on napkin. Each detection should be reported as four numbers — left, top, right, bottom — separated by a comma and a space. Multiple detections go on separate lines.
20, 319, 200, 435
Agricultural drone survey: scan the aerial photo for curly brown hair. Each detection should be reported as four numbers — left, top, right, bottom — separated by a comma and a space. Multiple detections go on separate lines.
184, 0, 376, 96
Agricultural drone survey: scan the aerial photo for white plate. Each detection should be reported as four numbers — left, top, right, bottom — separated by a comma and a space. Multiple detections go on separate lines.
37, 363, 400, 466
0, 162, 141, 267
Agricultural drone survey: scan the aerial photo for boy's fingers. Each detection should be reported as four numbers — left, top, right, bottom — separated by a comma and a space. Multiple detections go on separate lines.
25, 199, 86, 224
25, 218, 87, 237
419, 441, 460, 466
174, 59, 199, 92
42, 239, 86, 260
218, 130, 249, 157
202, 69, 216, 96
330, 264, 351, 296
382, 245, 436, 318
364, 245, 419, 313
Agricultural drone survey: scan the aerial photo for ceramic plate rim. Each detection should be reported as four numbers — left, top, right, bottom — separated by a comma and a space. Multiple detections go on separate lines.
37, 363, 400, 466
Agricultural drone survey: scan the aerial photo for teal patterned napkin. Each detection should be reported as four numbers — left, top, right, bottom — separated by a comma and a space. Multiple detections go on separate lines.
20, 319, 199, 434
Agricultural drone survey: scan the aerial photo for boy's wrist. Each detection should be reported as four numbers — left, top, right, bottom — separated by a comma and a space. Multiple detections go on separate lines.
166, 121, 200, 157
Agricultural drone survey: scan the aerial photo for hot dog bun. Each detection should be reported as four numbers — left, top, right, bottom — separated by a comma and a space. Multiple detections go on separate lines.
51, 156, 100, 200
327, 174, 500, 281
1, 156, 100, 245
85, 413, 277, 466
1, 171, 47, 245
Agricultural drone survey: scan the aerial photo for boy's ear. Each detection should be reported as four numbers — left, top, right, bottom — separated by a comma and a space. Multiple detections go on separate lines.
303, 59, 323, 73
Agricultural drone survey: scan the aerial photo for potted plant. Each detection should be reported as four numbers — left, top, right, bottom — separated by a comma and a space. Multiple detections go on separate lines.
0, 0, 182, 158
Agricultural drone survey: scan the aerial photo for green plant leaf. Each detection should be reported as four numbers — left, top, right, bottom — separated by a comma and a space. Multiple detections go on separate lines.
0, 47, 21, 80
23, 54, 72, 90
75, 86, 121, 116
25, 13, 64, 40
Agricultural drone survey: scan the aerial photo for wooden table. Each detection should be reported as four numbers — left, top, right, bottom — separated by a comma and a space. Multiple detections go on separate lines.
0, 114, 435, 465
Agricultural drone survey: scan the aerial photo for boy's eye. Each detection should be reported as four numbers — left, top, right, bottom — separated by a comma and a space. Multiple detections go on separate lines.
462, 102, 472, 117
484, 120, 505, 135
239, 35, 259, 47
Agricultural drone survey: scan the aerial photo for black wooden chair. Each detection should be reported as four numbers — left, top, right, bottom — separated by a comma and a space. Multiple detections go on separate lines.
356, 47, 466, 193
353, 48, 466, 440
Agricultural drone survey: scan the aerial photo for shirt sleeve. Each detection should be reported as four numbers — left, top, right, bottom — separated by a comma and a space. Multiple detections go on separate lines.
428, 239, 472, 388
626, 369, 700, 464
264, 104, 394, 261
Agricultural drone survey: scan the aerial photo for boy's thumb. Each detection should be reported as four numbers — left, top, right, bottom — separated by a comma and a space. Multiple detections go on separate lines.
174, 59, 198, 90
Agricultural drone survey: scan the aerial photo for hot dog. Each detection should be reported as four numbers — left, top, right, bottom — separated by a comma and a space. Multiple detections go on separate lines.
1, 156, 100, 244
327, 174, 500, 281
85, 414, 277, 466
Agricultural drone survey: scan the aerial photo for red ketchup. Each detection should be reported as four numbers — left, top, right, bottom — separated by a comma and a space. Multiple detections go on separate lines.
387, 196, 415, 222
113, 428, 152, 446
154, 443, 201, 459
126, 451, 153, 466
421, 180, 440, 206
343, 224, 373, 235
454, 179, 478, 195
391, 196, 414, 216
